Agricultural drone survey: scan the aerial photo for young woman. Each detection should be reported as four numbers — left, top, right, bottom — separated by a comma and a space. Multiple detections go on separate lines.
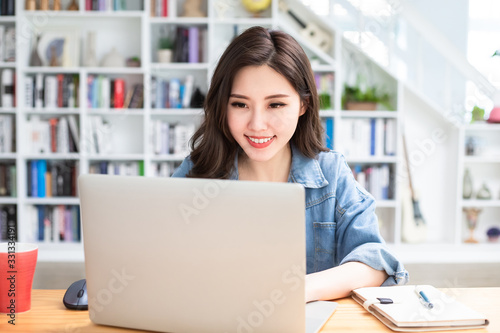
172, 26, 408, 301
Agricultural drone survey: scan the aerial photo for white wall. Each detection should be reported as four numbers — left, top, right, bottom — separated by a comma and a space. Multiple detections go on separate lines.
405, 0, 469, 53
402, 87, 459, 244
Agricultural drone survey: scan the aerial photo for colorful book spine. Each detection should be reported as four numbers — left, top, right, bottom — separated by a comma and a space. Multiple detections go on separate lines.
114, 79, 125, 108
37, 160, 47, 198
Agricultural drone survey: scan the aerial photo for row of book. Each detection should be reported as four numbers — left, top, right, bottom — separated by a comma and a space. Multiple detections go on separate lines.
151, 0, 168, 17
23, 205, 80, 243
86, 115, 113, 154
0, 26, 15, 61
171, 26, 207, 63
0, 1, 14, 16
27, 115, 80, 154
151, 75, 201, 109
25, 74, 79, 109
87, 76, 143, 109
0, 115, 15, 152
338, 118, 397, 157
85, 0, 129, 11
0, 69, 15, 107
351, 164, 393, 200
151, 120, 195, 156
0, 205, 16, 241
89, 161, 144, 176
0, 163, 15, 197
152, 161, 180, 177
27, 160, 78, 197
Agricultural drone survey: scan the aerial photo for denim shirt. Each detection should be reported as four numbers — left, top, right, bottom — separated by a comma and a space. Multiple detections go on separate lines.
172, 145, 409, 286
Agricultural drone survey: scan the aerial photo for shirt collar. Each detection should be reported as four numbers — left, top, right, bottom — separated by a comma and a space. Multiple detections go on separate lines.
230, 145, 328, 189
288, 144, 329, 188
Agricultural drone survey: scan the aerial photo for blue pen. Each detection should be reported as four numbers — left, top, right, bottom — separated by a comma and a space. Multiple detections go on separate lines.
415, 286, 434, 309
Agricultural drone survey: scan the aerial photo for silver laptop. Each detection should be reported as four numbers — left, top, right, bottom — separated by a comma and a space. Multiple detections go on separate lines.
79, 174, 337, 333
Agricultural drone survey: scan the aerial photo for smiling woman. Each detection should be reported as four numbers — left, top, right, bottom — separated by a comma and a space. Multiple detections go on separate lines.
172, 26, 409, 302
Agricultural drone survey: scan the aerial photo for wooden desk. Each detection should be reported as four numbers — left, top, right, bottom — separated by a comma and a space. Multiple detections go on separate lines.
1, 288, 497, 332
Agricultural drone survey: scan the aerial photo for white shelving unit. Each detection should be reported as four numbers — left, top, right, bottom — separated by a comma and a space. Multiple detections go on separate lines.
2, 0, 409, 261
455, 123, 500, 249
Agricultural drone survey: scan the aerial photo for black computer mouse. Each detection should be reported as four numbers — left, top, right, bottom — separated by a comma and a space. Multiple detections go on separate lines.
63, 278, 88, 310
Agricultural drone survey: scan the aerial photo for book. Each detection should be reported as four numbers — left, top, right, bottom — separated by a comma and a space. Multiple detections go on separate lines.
1, 69, 14, 107
114, 79, 125, 108
352, 285, 489, 331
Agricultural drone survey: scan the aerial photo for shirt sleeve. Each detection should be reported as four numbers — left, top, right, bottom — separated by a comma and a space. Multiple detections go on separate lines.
171, 157, 193, 178
334, 157, 409, 286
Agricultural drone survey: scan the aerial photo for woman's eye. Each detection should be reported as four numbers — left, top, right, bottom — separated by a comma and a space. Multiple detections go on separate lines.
269, 103, 285, 109
231, 102, 247, 108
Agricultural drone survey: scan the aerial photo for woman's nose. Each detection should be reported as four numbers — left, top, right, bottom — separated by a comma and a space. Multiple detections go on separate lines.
247, 108, 268, 131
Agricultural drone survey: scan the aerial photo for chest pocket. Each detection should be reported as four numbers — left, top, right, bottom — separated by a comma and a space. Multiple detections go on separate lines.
313, 222, 337, 272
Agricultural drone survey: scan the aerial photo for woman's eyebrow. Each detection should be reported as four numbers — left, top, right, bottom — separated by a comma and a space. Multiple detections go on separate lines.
229, 93, 290, 99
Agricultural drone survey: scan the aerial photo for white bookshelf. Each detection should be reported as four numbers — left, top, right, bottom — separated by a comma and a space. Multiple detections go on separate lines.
2, 0, 410, 261
455, 123, 500, 248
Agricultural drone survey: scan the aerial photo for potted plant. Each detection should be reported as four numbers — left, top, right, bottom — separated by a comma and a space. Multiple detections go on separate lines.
342, 83, 392, 111
157, 35, 173, 63
471, 105, 485, 123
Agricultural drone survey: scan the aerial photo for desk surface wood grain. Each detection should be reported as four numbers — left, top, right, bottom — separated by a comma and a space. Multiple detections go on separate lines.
0, 288, 497, 332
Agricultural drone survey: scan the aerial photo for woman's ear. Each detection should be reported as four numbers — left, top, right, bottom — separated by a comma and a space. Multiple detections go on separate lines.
300, 99, 308, 116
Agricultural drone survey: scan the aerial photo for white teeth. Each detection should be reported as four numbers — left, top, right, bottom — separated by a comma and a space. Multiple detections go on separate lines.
248, 136, 272, 144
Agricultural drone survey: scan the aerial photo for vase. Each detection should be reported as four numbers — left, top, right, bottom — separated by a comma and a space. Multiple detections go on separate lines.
100, 48, 125, 67
462, 169, 473, 199
29, 35, 43, 67
67, 0, 79, 11
157, 49, 173, 63
85, 31, 98, 67
476, 183, 492, 200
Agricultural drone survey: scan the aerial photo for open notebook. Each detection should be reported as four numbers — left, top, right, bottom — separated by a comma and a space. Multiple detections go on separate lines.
352, 285, 489, 332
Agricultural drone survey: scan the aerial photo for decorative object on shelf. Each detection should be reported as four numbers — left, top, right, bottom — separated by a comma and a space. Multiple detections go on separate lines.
462, 168, 473, 199
54, 0, 61, 10
342, 74, 392, 110
463, 207, 482, 243
100, 48, 126, 67
38, 28, 80, 67
157, 28, 173, 63
29, 34, 43, 67
67, 0, 79, 11
401, 133, 427, 244
25, 0, 36, 10
242, 0, 271, 15
85, 31, 98, 67
487, 227, 500, 243
465, 136, 477, 156
126, 57, 141, 67
182, 0, 205, 17
488, 91, 500, 123
476, 182, 492, 200
278, 0, 332, 52
40, 0, 49, 10
49, 45, 60, 66
471, 105, 485, 123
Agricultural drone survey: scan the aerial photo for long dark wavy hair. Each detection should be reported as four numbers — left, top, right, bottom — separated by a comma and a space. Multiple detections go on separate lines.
188, 26, 328, 178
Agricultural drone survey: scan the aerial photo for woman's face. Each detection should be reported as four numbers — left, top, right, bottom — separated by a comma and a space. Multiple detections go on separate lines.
227, 65, 305, 164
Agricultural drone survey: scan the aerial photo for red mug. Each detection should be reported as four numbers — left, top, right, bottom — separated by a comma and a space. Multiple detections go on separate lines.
0, 243, 38, 314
